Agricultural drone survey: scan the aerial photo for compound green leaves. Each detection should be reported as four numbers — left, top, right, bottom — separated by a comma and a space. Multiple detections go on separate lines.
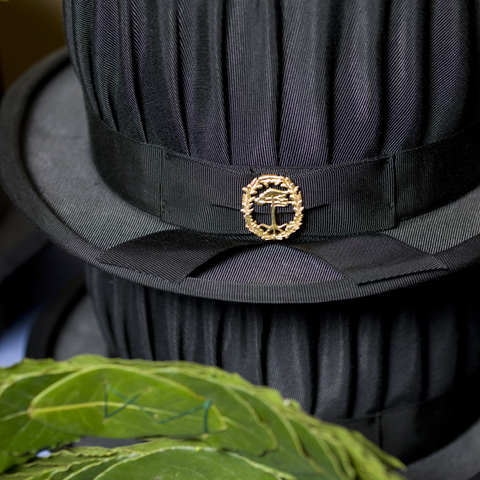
0, 356, 406, 480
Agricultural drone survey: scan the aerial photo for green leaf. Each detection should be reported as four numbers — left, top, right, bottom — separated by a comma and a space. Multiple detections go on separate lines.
0, 359, 57, 383
0, 372, 80, 472
24, 450, 118, 465
1, 447, 125, 479
30, 366, 226, 439
287, 417, 350, 480
157, 363, 256, 389
234, 388, 326, 479
0, 453, 34, 476
121, 438, 206, 454
56, 457, 125, 480
96, 446, 283, 480
331, 428, 405, 480
284, 409, 405, 480
1, 441, 285, 480
348, 431, 405, 473
180, 367, 340, 479
4, 459, 103, 480
157, 370, 277, 455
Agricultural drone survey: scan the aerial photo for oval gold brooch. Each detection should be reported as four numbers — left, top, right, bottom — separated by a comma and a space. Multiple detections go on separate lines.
241, 175, 304, 240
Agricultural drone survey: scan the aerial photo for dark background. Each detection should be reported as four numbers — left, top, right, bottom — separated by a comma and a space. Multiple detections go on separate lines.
0, 0, 64, 90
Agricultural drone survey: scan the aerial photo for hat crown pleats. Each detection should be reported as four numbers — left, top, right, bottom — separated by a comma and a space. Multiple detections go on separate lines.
64, 0, 480, 167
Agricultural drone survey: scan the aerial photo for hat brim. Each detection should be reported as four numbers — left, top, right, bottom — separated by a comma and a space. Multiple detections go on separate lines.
2, 47, 480, 303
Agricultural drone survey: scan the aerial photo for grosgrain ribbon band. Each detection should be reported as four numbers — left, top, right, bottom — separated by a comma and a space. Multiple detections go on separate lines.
88, 108, 480, 238
99, 231, 447, 285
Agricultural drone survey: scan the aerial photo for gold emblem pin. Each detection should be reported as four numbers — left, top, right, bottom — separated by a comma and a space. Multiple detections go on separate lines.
241, 175, 304, 240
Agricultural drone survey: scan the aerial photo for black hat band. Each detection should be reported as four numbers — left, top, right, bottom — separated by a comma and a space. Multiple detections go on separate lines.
88, 108, 480, 240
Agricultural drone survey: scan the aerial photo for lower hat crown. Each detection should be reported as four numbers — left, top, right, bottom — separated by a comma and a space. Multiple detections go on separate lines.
85, 263, 480, 465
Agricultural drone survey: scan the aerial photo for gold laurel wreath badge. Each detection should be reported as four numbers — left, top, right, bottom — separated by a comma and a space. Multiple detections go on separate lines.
241, 175, 303, 240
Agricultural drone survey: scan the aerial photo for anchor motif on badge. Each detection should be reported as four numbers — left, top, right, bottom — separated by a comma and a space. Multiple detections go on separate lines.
241, 175, 304, 240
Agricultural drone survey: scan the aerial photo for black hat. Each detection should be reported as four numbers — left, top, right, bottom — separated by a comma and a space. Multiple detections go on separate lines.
3, 0, 480, 474
2, 1, 480, 304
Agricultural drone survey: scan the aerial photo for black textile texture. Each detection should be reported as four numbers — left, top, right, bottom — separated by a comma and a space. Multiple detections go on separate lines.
88, 105, 480, 238
99, 230, 448, 284
86, 264, 480, 460
65, 0, 480, 166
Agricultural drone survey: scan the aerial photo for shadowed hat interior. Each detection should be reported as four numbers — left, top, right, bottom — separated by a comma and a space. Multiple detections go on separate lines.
2, 0, 480, 474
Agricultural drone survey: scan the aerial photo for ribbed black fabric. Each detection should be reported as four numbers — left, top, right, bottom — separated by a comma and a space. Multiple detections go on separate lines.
99, 230, 448, 285
87, 105, 480, 239
65, 0, 480, 167
86, 263, 480, 460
